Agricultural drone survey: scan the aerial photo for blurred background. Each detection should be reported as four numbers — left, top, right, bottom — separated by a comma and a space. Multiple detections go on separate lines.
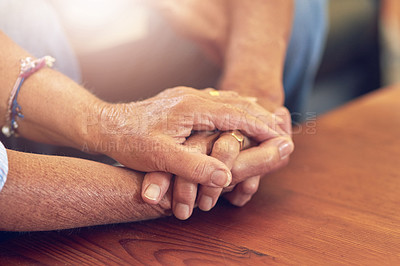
50, 0, 399, 116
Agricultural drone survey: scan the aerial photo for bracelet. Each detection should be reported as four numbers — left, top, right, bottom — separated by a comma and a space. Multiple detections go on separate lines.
2, 56, 55, 137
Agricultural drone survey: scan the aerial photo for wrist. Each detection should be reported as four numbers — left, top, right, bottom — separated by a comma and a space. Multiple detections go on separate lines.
80, 102, 140, 158
220, 77, 284, 111
78, 99, 113, 154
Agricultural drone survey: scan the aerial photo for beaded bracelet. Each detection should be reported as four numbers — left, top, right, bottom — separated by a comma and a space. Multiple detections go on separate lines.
2, 56, 55, 137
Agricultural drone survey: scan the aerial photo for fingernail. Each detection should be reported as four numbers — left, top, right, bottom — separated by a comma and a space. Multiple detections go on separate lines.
278, 140, 294, 160
175, 203, 190, 220
211, 170, 231, 187
199, 195, 213, 211
144, 184, 161, 201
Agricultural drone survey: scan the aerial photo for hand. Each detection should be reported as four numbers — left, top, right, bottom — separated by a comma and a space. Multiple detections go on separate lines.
222, 106, 293, 206
87, 86, 283, 188
141, 106, 294, 219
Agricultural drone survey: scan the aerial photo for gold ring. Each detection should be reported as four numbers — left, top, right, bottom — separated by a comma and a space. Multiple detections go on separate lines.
222, 130, 245, 150
209, 90, 220, 96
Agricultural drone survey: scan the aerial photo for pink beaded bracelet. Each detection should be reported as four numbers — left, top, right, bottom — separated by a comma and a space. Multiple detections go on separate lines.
2, 56, 55, 137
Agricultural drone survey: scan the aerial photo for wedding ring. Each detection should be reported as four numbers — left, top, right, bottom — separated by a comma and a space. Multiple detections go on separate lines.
209, 90, 220, 97
222, 130, 245, 150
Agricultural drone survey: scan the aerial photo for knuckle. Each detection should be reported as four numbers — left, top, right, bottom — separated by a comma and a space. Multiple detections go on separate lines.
231, 164, 246, 183
240, 100, 253, 111
211, 146, 237, 167
260, 150, 278, 174
218, 104, 244, 129
235, 107, 249, 121
220, 102, 234, 111
226, 139, 240, 154
190, 160, 209, 183
213, 139, 237, 156
241, 180, 259, 195
175, 183, 197, 202
151, 155, 167, 172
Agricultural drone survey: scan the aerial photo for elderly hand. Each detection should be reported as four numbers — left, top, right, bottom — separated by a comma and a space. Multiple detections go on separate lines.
86, 86, 283, 189
219, 107, 293, 207
141, 106, 293, 219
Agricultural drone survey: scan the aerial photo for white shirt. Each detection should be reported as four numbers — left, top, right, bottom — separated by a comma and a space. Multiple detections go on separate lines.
0, 142, 8, 192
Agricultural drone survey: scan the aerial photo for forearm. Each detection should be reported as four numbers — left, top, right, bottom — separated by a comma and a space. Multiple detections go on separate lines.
0, 31, 103, 149
0, 149, 171, 231
220, 0, 293, 109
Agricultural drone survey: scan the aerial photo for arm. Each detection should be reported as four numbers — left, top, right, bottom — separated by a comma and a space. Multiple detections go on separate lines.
152, 0, 293, 111
0, 149, 171, 231
219, 0, 293, 110
0, 31, 101, 149
0, 31, 280, 188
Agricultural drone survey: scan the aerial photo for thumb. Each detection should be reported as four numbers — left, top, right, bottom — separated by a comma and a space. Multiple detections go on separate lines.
156, 141, 232, 188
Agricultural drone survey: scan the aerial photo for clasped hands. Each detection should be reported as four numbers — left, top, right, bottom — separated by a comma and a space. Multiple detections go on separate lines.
88, 86, 294, 220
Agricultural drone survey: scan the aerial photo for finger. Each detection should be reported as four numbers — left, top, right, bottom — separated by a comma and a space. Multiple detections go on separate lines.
165, 132, 220, 219
197, 132, 241, 211
274, 106, 292, 136
213, 99, 285, 135
183, 131, 220, 155
158, 86, 283, 136
210, 131, 242, 167
231, 136, 294, 184
197, 186, 222, 211
172, 176, 198, 220
143, 132, 219, 205
152, 136, 232, 188
201, 89, 286, 135
141, 172, 172, 204
223, 176, 260, 207
191, 98, 280, 141
160, 87, 283, 139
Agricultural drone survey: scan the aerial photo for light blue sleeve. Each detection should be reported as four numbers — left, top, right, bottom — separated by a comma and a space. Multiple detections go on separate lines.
283, 0, 329, 118
0, 141, 8, 192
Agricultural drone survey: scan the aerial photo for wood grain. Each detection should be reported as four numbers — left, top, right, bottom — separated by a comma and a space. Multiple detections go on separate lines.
1, 86, 400, 265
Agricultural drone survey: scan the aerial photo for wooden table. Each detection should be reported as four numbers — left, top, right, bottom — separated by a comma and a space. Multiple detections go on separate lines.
1, 86, 400, 265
